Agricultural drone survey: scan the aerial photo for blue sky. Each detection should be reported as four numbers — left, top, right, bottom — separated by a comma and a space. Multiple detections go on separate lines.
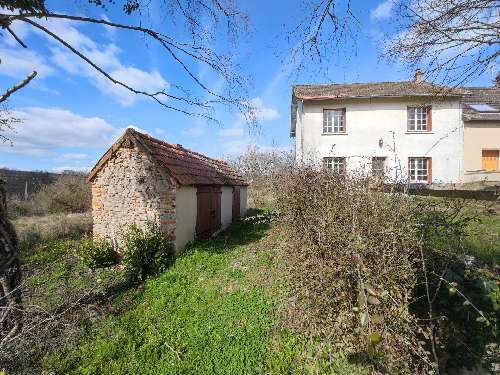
0, 0, 494, 172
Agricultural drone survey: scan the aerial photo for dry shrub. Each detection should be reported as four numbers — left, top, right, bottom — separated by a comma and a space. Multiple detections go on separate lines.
8, 174, 90, 218
13, 212, 92, 249
276, 167, 433, 373
229, 145, 294, 208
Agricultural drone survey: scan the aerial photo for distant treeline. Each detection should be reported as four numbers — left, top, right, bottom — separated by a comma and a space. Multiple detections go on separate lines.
0, 168, 85, 198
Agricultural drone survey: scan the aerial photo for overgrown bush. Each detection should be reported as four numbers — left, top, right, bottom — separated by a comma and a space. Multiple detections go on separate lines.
122, 224, 175, 282
77, 235, 117, 269
275, 167, 499, 374
229, 145, 294, 208
8, 174, 90, 218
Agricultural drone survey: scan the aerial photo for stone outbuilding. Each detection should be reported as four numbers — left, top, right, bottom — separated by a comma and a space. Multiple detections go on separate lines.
87, 128, 248, 252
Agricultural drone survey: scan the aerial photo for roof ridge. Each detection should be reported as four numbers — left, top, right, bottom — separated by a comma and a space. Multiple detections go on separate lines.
131, 129, 230, 167
292, 80, 445, 88
88, 128, 247, 186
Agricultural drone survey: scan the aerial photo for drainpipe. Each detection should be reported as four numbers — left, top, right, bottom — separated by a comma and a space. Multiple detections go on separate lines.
297, 99, 304, 164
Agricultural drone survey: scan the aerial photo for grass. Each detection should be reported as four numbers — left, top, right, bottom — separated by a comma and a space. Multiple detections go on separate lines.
464, 211, 500, 266
2, 219, 131, 374
42, 210, 371, 375
12, 202, 497, 374
13, 211, 92, 250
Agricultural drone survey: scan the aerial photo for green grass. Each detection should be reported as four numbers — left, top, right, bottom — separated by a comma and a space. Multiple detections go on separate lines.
465, 212, 500, 266
43, 210, 371, 375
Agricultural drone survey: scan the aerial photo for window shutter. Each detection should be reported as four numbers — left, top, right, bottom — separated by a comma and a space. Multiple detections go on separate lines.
427, 106, 432, 131
427, 157, 432, 183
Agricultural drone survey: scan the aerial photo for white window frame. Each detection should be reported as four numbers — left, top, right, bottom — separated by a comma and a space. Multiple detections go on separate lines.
323, 109, 346, 134
372, 157, 386, 178
324, 157, 346, 174
408, 157, 429, 183
408, 107, 427, 132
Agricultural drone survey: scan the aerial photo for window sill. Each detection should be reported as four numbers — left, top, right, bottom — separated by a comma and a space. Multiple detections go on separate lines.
322, 132, 348, 136
405, 131, 434, 134
464, 170, 500, 174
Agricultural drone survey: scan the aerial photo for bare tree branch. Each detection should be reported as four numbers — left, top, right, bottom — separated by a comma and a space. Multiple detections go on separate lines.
0, 0, 256, 127
0, 71, 37, 104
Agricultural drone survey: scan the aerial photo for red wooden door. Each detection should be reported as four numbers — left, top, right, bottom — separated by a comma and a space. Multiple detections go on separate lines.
196, 186, 221, 239
232, 186, 240, 221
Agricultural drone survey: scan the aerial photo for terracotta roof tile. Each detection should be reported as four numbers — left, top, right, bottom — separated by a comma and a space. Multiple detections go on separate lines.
88, 129, 248, 186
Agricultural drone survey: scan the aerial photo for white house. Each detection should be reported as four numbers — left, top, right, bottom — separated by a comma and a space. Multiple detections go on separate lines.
291, 71, 500, 184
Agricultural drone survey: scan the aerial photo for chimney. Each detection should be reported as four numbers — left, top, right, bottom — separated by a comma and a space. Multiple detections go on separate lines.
414, 68, 423, 83
495, 72, 500, 87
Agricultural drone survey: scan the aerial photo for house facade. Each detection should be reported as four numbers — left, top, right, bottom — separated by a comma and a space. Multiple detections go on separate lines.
291, 71, 500, 184
88, 128, 248, 252
462, 87, 500, 182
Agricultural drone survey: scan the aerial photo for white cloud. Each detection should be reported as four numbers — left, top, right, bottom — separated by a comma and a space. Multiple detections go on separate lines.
370, 0, 395, 20
0, 48, 55, 78
94, 66, 168, 106
1, 20, 30, 47
63, 153, 89, 160
0, 107, 120, 156
0, 17, 169, 106
249, 97, 280, 122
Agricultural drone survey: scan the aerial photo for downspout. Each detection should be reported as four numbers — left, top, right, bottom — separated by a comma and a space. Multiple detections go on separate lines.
459, 98, 464, 182
297, 99, 304, 164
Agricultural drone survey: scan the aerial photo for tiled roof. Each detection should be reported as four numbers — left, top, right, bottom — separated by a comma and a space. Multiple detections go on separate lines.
292, 81, 467, 101
290, 80, 468, 135
461, 87, 500, 122
88, 128, 248, 186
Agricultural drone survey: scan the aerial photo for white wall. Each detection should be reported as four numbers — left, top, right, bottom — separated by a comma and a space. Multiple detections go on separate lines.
174, 186, 197, 253
240, 186, 248, 217
295, 97, 463, 183
221, 186, 233, 229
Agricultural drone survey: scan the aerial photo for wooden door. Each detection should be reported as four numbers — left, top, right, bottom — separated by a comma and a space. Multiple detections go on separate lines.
232, 186, 240, 221
482, 150, 499, 171
210, 190, 221, 234
196, 186, 221, 239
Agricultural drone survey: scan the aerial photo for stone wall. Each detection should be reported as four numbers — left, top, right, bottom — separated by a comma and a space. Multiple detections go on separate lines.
91, 143, 176, 249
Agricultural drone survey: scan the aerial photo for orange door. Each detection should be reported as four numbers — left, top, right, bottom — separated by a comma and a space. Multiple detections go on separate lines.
482, 150, 499, 171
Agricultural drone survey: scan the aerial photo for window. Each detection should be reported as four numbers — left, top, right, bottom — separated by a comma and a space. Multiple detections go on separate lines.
324, 157, 346, 174
323, 109, 346, 133
372, 157, 386, 178
407, 107, 431, 131
408, 157, 431, 183
482, 150, 499, 171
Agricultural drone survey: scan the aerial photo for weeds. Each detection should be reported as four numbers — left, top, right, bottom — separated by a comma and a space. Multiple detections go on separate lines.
122, 224, 176, 282
275, 167, 499, 374
77, 235, 118, 269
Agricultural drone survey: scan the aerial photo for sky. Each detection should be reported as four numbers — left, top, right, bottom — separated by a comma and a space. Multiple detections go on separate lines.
0, 0, 495, 173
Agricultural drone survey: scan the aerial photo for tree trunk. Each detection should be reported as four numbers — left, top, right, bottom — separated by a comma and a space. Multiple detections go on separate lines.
0, 179, 23, 346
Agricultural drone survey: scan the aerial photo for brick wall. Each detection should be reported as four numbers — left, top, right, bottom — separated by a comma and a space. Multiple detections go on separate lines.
91, 142, 177, 249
